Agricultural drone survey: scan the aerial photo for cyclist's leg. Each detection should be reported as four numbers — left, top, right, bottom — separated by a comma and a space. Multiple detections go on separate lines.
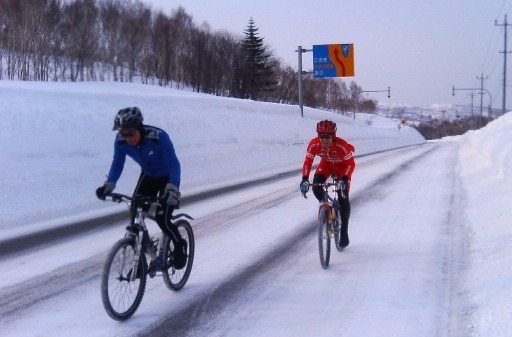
313, 161, 333, 202
155, 203, 181, 241
133, 173, 170, 270
312, 174, 327, 201
153, 182, 187, 266
337, 189, 351, 247
131, 173, 162, 221
333, 166, 352, 247
132, 173, 172, 236
156, 204, 188, 269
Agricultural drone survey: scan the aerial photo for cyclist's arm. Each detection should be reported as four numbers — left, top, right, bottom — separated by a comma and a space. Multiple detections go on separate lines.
107, 140, 126, 183
160, 131, 181, 187
339, 140, 356, 179
301, 139, 318, 178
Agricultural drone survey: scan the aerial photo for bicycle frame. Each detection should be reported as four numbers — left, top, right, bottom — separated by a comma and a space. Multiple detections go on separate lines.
109, 194, 162, 282
309, 180, 342, 225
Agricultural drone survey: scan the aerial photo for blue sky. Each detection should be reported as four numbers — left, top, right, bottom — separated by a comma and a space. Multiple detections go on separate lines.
142, 0, 509, 108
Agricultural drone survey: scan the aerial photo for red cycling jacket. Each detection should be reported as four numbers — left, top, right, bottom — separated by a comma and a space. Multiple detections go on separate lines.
302, 136, 356, 186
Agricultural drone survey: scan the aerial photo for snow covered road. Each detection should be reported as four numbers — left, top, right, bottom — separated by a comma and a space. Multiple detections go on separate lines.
0, 141, 474, 337
148, 141, 470, 337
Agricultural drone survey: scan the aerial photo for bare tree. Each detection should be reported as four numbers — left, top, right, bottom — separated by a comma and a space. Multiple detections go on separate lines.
274, 65, 299, 104
98, 0, 125, 82
168, 7, 194, 88
119, 1, 151, 82
185, 25, 210, 92
151, 11, 172, 85
209, 31, 243, 96
61, 0, 99, 81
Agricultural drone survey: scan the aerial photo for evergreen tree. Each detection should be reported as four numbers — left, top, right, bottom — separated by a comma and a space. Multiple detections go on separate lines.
239, 17, 276, 100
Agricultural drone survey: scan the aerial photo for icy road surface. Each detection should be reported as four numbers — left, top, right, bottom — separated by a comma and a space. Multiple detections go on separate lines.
0, 142, 471, 337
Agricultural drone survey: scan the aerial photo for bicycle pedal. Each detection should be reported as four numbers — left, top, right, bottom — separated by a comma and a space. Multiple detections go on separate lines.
148, 269, 164, 278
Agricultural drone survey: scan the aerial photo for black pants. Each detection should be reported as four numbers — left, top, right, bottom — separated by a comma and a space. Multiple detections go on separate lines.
131, 173, 181, 242
312, 174, 351, 229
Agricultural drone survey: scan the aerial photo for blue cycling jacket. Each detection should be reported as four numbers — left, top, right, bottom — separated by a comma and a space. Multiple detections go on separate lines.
107, 125, 181, 187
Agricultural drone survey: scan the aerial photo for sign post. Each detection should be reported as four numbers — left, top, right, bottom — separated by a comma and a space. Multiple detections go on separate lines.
296, 46, 312, 117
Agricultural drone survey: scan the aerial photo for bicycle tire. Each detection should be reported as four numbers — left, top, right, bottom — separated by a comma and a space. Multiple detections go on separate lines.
162, 220, 195, 291
101, 237, 147, 321
318, 209, 331, 269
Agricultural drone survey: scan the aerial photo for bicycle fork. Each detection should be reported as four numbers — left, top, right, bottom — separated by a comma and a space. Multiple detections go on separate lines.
124, 214, 145, 282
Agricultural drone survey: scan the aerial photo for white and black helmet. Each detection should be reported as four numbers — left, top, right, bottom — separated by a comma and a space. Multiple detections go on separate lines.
113, 107, 143, 130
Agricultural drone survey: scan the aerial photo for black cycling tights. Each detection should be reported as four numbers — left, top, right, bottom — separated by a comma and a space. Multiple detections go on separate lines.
131, 173, 181, 242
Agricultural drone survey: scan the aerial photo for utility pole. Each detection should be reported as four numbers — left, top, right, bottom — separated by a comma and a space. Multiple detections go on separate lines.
453, 84, 492, 129
476, 73, 488, 118
495, 15, 512, 115
295, 46, 312, 117
468, 91, 474, 117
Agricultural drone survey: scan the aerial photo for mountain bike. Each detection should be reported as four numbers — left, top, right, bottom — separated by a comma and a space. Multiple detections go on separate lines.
100, 192, 195, 321
306, 178, 345, 269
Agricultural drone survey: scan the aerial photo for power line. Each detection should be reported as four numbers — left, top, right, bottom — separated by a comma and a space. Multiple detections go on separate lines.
505, 1, 512, 16
480, 25, 500, 72
496, 0, 508, 17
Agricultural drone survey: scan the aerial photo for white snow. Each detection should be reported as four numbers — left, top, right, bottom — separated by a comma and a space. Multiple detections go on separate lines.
0, 80, 510, 336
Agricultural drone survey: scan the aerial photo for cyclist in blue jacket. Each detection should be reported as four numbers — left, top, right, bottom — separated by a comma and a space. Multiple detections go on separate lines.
96, 107, 186, 272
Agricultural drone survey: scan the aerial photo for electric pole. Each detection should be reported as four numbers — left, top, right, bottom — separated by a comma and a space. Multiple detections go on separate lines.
477, 73, 488, 117
468, 91, 474, 117
495, 15, 512, 115
295, 46, 312, 117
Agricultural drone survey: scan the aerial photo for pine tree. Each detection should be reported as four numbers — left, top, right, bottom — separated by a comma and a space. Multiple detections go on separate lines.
239, 18, 276, 100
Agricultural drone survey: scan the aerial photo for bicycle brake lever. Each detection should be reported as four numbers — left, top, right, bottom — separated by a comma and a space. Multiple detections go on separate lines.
111, 195, 122, 203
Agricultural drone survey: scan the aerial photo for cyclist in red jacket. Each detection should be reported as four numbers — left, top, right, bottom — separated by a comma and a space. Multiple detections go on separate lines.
300, 120, 356, 247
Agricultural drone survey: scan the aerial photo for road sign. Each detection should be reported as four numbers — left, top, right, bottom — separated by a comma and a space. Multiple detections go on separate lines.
313, 44, 355, 78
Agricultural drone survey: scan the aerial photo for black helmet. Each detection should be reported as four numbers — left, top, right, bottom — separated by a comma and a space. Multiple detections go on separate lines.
113, 107, 143, 130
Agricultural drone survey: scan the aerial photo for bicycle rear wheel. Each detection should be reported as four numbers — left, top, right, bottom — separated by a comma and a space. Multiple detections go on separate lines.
162, 220, 195, 290
318, 208, 331, 269
101, 237, 147, 321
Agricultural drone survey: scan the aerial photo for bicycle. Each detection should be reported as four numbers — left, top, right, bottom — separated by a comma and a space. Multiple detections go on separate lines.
305, 178, 346, 269
100, 192, 195, 321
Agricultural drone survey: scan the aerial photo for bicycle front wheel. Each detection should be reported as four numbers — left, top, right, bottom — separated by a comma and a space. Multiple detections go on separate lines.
101, 237, 147, 321
318, 209, 331, 269
162, 220, 195, 291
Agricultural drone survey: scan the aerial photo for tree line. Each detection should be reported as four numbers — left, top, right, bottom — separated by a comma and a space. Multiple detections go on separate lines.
0, 0, 377, 113
412, 116, 490, 140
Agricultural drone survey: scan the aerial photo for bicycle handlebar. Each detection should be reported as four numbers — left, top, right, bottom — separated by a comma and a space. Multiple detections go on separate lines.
103, 192, 194, 220
303, 180, 346, 199
104, 192, 163, 206
307, 182, 339, 189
